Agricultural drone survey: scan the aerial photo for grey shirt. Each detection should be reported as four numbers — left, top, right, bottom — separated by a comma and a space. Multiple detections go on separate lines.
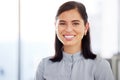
35, 51, 114, 80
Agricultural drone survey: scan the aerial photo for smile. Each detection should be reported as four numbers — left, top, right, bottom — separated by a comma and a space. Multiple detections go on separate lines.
64, 35, 75, 40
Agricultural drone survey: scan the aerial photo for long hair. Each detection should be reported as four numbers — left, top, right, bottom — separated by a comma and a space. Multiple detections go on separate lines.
50, 1, 96, 62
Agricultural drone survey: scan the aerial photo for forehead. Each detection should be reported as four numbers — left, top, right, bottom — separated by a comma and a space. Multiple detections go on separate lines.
57, 9, 82, 21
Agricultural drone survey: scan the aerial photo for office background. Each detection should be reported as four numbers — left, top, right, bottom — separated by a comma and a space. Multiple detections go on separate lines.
0, 0, 120, 80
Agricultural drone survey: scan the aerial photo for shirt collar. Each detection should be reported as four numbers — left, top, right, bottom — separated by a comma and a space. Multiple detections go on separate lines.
63, 51, 83, 62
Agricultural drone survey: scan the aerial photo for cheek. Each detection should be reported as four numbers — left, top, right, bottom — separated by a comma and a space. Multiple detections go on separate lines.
76, 29, 85, 39
56, 28, 62, 38
76, 27, 85, 34
56, 27, 64, 34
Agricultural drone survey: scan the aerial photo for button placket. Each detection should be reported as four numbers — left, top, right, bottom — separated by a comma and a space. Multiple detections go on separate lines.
69, 55, 74, 80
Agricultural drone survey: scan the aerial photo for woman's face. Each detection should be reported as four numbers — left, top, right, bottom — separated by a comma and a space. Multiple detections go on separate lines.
55, 9, 89, 47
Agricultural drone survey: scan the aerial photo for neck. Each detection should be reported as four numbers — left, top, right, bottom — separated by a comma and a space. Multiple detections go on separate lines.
63, 45, 81, 54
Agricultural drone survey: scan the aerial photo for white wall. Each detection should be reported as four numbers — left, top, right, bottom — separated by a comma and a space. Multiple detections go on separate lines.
118, 0, 120, 53
0, 0, 19, 80
101, 0, 118, 58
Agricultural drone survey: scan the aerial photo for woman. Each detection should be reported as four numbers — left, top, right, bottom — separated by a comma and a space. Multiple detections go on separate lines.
35, 1, 114, 80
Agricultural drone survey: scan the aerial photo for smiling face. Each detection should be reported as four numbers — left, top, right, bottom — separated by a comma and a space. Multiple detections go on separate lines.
55, 9, 89, 48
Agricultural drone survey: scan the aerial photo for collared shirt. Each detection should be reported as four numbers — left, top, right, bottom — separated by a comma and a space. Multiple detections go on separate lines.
35, 51, 114, 80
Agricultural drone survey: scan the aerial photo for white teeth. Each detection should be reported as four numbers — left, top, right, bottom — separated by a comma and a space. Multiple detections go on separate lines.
64, 36, 74, 39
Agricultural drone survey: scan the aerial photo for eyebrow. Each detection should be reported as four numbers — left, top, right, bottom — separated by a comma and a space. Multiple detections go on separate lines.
59, 20, 80, 22
59, 20, 66, 22
72, 20, 80, 22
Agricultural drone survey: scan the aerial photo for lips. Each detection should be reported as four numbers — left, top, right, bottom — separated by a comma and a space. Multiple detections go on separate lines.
63, 35, 75, 40
64, 35, 74, 38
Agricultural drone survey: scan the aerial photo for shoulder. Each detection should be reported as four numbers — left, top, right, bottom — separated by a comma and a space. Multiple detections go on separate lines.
40, 56, 53, 65
36, 56, 53, 72
94, 54, 110, 67
93, 55, 114, 80
91, 54, 111, 71
35, 57, 52, 80
84, 54, 110, 70
84, 54, 110, 67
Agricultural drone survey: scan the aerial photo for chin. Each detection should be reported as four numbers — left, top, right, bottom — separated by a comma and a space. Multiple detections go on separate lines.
63, 42, 75, 46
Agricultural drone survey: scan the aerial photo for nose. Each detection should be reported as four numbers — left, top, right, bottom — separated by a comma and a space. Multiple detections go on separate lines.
65, 25, 73, 32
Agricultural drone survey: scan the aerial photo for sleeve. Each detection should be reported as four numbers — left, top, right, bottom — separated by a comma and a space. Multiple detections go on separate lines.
34, 59, 45, 80
94, 59, 115, 80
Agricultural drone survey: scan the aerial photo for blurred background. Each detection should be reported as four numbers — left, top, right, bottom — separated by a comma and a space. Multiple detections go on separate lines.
0, 0, 120, 80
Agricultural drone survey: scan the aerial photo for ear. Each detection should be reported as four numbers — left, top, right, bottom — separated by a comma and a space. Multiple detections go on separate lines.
84, 22, 89, 35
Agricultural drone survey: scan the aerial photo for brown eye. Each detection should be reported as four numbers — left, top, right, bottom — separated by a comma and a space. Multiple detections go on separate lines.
73, 23, 79, 26
59, 22, 66, 25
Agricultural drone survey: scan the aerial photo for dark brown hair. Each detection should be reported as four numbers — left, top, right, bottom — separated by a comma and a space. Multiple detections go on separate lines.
50, 1, 96, 62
